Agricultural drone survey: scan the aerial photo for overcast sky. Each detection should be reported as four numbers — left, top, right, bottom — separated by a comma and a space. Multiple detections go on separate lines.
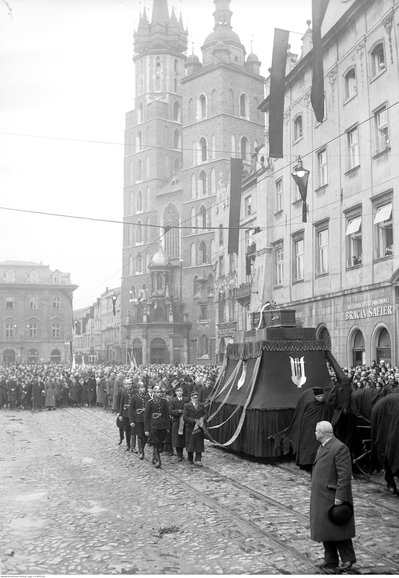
0, 0, 311, 309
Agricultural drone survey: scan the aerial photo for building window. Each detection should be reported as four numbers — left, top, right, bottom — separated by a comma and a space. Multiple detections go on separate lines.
136, 159, 143, 181
5, 323, 15, 338
274, 242, 284, 287
29, 271, 39, 283
6, 298, 14, 310
275, 178, 283, 212
316, 225, 329, 275
244, 195, 252, 216
317, 148, 328, 187
374, 105, 389, 154
344, 68, 357, 101
198, 170, 207, 196
53, 297, 60, 309
293, 234, 304, 282
240, 136, 249, 161
30, 298, 38, 309
173, 129, 181, 149
345, 215, 362, 267
137, 190, 143, 212
137, 103, 143, 123
191, 208, 197, 234
352, 329, 365, 366
375, 327, 391, 365
229, 253, 235, 273
136, 221, 143, 245
190, 243, 196, 266
218, 255, 224, 278
239, 93, 248, 117
219, 224, 224, 245
199, 242, 207, 264
200, 305, 208, 321
198, 94, 207, 119
52, 323, 60, 338
198, 137, 207, 163
371, 42, 386, 77
136, 131, 143, 151
136, 253, 143, 274
5, 271, 15, 283
199, 205, 207, 230
347, 126, 359, 170
293, 115, 303, 141
374, 200, 393, 258
28, 323, 38, 338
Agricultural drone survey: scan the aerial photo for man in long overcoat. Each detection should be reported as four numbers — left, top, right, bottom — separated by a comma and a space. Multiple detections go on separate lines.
169, 384, 187, 461
310, 420, 356, 573
183, 390, 207, 467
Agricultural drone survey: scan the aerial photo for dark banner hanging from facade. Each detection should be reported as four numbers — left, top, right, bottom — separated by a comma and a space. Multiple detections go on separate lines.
311, 0, 329, 123
269, 28, 289, 159
228, 158, 243, 255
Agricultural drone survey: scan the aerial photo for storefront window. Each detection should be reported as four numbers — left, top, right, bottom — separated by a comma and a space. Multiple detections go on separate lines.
352, 329, 365, 367
375, 327, 391, 365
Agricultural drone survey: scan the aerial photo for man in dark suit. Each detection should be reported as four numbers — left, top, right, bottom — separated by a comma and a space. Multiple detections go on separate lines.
169, 384, 187, 462
144, 385, 169, 468
310, 421, 356, 573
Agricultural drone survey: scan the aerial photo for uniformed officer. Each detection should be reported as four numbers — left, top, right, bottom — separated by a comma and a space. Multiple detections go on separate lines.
129, 381, 149, 459
144, 385, 170, 468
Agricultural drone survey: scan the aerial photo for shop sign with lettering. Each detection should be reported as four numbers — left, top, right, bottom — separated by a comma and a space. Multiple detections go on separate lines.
345, 297, 393, 321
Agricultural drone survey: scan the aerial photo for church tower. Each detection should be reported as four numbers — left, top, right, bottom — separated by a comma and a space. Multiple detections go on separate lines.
121, 0, 190, 364
180, 0, 265, 363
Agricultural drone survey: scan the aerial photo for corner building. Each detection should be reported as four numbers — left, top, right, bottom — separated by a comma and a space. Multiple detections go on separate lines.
121, 0, 264, 364
253, 0, 399, 367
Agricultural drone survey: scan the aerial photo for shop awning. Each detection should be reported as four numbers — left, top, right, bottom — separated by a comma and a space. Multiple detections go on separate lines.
345, 216, 362, 235
374, 203, 392, 224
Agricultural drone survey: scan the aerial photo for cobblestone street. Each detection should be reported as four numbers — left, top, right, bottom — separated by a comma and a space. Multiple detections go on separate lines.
1, 407, 399, 575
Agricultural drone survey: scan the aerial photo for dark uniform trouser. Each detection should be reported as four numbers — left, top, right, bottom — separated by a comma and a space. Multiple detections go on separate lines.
122, 416, 131, 448
149, 428, 167, 463
323, 540, 356, 566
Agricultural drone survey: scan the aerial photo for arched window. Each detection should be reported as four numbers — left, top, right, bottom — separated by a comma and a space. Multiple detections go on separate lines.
198, 170, 207, 196
317, 325, 331, 349
352, 329, 365, 366
50, 349, 61, 363
199, 205, 207, 229
141, 284, 147, 298
376, 327, 391, 364
198, 334, 209, 357
146, 217, 151, 242
210, 168, 216, 195
240, 136, 249, 161
173, 129, 181, 149
211, 135, 216, 160
136, 159, 143, 181
229, 89, 234, 114
129, 255, 134, 275
136, 220, 143, 244
191, 207, 197, 234
371, 42, 386, 77
137, 190, 143, 212
173, 101, 181, 122
163, 203, 180, 259
129, 161, 135, 185
146, 156, 150, 179
128, 223, 134, 246
239, 93, 248, 117
198, 137, 207, 163
344, 67, 357, 100
129, 285, 136, 301
190, 243, 196, 266
198, 94, 207, 119
136, 253, 143, 274
191, 174, 197, 199
136, 131, 143, 151
192, 140, 196, 165
231, 134, 236, 157
199, 241, 207, 264
219, 224, 224, 245
294, 115, 303, 141
155, 76, 161, 91
208, 274, 214, 295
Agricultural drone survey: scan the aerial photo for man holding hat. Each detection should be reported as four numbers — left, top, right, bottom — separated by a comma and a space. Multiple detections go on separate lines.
310, 420, 356, 573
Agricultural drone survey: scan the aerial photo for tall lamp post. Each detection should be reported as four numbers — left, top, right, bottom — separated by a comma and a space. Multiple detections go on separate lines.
291, 156, 310, 223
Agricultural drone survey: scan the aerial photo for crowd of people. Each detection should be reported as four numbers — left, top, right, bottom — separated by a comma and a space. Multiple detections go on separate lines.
345, 359, 399, 393
0, 362, 218, 468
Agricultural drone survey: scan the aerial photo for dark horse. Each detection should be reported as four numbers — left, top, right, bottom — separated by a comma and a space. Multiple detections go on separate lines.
371, 392, 399, 494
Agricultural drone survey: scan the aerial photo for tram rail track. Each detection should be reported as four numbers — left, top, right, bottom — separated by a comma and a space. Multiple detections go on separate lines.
63, 407, 399, 575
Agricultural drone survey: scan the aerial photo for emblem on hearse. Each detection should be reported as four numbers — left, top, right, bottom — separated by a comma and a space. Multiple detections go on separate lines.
289, 356, 307, 388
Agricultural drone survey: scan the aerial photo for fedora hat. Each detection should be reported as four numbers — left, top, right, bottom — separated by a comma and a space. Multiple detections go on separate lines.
328, 502, 353, 526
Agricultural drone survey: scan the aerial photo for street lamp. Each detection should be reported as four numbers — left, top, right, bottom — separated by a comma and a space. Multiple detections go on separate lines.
291, 156, 310, 223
